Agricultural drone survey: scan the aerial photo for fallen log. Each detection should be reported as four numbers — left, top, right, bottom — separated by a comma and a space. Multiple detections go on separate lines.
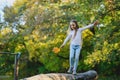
21, 70, 98, 80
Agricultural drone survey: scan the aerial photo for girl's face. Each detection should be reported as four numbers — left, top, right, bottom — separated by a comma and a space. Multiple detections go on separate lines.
70, 22, 76, 30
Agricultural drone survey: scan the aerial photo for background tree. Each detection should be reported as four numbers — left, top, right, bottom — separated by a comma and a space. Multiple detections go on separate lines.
0, 0, 120, 79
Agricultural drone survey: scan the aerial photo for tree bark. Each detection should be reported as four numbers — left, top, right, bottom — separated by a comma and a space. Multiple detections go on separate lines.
21, 70, 98, 80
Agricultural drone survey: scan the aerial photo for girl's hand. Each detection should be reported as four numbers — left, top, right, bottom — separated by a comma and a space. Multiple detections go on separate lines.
94, 20, 99, 26
60, 44, 64, 48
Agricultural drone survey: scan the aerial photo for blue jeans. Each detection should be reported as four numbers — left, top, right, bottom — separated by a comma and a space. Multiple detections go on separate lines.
69, 44, 81, 72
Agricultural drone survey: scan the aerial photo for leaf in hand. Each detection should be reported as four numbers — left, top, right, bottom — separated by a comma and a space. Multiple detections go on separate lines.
52, 47, 60, 54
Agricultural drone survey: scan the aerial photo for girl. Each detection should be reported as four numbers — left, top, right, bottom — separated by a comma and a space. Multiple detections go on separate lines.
60, 20, 99, 74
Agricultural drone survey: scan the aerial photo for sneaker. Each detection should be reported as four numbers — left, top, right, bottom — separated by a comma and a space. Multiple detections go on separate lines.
72, 71, 77, 75
67, 68, 73, 73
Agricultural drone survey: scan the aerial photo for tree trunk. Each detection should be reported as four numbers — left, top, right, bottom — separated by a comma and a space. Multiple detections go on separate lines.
21, 70, 98, 80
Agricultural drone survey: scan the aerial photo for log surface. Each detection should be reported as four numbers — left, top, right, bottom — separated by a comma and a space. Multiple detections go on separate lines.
21, 70, 98, 80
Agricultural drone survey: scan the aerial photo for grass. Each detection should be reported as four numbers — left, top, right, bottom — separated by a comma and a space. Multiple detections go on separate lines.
0, 75, 13, 80
98, 75, 120, 80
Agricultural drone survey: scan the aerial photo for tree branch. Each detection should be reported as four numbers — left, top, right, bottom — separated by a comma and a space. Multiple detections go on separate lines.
21, 70, 98, 80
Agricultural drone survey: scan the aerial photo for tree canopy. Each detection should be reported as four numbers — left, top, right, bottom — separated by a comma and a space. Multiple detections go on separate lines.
0, 0, 120, 79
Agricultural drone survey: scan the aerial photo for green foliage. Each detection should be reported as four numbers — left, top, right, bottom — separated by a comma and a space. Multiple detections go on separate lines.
0, 0, 120, 79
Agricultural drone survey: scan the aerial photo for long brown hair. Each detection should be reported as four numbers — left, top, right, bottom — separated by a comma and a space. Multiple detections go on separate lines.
69, 20, 79, 39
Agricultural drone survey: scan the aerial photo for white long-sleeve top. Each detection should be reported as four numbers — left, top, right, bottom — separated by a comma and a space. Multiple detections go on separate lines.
62, 24, 94, 46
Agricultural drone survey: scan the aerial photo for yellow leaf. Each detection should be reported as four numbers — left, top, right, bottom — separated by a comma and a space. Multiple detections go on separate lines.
52, 47, 60, 54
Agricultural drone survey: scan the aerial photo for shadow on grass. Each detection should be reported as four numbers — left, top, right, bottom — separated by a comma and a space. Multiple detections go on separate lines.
0, 75, 13, 80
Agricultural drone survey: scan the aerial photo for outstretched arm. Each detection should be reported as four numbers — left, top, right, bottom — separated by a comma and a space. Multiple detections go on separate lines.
60, 33, 72, 48
81, 20, 99, 31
